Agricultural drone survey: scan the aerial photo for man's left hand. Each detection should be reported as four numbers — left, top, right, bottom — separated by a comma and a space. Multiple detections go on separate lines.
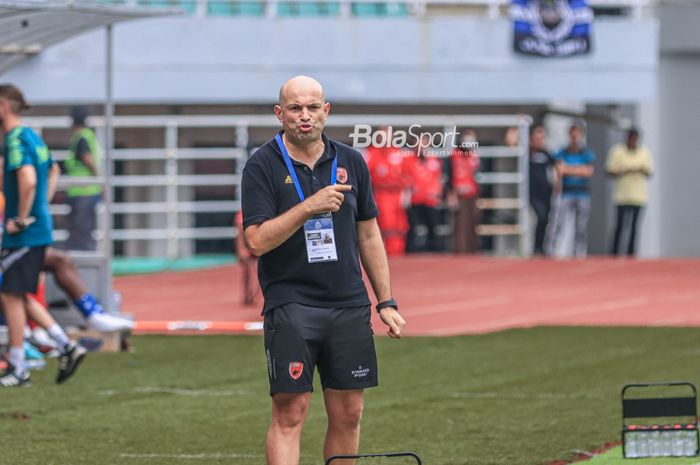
379, 307, 406, 339
5, 217, 34, 235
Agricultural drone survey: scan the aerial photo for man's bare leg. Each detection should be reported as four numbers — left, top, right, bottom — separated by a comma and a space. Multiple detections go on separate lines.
0, 293, 28, 381
323, 389, 364, 465
267, 392, 311, 465
43, 247, 87, 300
43, 247, 133, 331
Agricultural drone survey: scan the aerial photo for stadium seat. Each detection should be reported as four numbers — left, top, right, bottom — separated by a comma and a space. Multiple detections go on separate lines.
351, 2, 408, 16
208, 1, 265, 16
136, 0, 197, 14
383, 2, 408, 16
277, 2, 340, 17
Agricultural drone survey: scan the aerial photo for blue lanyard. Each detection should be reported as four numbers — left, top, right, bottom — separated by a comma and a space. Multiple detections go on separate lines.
275, 133, 337, 202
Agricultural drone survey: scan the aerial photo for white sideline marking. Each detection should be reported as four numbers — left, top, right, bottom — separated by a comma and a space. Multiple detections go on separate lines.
244, 321, 264, 331
99, 387, 248, 397
120, 453, 261, 460
449, 392, 607, 400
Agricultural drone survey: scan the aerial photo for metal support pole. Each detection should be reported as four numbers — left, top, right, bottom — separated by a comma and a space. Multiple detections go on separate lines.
103, 24, 115, 312
165, 122, 179, 260
517, 117, 531, 257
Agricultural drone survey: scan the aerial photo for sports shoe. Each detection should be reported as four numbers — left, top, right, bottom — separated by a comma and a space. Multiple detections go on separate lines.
56, 342, 87, 384
28, 327, 60, 351
0, 365, 31, 387
87, 312, 134, 332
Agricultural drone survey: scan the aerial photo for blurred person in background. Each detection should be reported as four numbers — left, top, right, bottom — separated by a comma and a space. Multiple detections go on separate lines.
606, 128, 653, 256
549, 122, 595, 258
0, 275, 88, 384
64, 106, 102, 251
42, 247, 134, 331
0, 183, 131, 333
404, 133, 444, 253
504, 126, 519, 148
364, 127, 409, 255
0, 84, 86, 387
528, 124, 556, 256
447, 130, 480, 254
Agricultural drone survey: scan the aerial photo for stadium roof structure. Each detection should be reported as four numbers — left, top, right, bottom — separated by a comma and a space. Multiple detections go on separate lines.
0, 0, 181, 313
0, 0, 180, 76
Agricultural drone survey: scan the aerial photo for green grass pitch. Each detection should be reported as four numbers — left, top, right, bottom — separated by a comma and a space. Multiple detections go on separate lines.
2, 326, 700, 465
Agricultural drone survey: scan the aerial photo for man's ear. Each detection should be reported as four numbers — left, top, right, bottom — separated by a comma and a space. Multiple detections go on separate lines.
274, 104, 283, 122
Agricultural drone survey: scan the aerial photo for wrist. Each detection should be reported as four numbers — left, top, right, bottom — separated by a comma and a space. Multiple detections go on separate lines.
12, 216, 27, 230
301, 200, 315, 218
376, 298, 398, 313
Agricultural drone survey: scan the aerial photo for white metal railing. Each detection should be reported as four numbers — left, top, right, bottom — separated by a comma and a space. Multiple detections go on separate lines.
113, 0, 652, 19
26, 113, 532, 257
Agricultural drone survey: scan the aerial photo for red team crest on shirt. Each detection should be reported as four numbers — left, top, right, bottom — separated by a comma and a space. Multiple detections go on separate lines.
336, 167, 348, 184
289, 362, 304, 380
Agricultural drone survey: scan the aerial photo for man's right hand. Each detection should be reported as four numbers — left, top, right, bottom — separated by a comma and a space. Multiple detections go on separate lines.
305, 184, 352, 215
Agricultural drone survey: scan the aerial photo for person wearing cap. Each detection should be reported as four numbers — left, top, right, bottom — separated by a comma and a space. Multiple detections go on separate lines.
64, 106, 102, 251
241, 76, 405, 465
0, 84, 87, 387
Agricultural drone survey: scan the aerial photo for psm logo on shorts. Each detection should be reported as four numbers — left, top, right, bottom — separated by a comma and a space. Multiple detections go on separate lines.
289, 362, 304, 380
336, 167, 348, 184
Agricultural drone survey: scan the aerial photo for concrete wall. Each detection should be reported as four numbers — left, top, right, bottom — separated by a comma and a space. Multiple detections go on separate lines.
4, 16, 657, 104
638, 3, 700, 257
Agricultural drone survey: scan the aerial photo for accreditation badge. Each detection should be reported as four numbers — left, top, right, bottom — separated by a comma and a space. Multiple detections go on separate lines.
303, 213, 338, 263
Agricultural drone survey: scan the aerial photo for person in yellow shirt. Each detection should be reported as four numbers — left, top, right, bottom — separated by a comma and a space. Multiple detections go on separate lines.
606, 128, 653, 256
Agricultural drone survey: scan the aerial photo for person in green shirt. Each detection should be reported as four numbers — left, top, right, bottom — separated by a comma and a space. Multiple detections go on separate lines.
64, 106, 102, 251
0, 84, 87, 387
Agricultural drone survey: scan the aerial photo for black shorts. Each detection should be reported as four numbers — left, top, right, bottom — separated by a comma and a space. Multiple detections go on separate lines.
0, 246, 46, 294
264, 302, 378, 395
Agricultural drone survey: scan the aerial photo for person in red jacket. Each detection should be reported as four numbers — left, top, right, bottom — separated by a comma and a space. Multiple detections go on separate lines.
404, 135, 444, 252
448, 130, 480, 253
364, 131, 409, 255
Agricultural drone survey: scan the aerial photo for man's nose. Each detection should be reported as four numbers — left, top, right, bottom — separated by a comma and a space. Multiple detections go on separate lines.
300, 108, 311, 120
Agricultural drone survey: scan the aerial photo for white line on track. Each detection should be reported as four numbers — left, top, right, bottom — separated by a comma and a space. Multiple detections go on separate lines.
428, 296, 649, 335
449, 392, 607, 400
405, 296, 511, 317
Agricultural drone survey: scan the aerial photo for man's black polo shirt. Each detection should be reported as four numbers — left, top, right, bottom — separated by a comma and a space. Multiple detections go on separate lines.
242, 131, 379, 312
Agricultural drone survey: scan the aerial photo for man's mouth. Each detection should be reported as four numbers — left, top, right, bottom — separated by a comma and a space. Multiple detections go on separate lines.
299, 124, 313, 132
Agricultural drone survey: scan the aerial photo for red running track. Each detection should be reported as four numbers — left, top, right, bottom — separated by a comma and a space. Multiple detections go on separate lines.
115, 256, 700, 336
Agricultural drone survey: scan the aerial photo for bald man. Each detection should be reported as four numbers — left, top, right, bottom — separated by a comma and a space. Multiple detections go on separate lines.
241, 76, 405, 465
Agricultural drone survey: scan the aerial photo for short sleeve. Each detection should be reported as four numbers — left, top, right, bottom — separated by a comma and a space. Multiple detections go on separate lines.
553, 149, 564, 162
76, 138, 91, 162
546, 152, 556, 166
355, 154, 379, 221
241, 158, 277, 229
586, 149, 596, 163
5, 133, 31, 172
606, 146, 620, 172
643, 149, 653, 174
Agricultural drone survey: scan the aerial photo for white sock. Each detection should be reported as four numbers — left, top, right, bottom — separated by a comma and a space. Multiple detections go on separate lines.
24, 326, 32, 339
9, 346, 25, 376
47, 324, 71, 350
